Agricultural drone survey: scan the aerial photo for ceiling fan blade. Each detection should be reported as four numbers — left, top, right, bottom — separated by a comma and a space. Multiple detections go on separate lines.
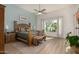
34, 9, 39, 12
41, 9, 46, 12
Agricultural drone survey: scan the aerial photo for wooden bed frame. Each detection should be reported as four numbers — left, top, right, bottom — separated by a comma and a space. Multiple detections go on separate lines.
14, 21, 33, 46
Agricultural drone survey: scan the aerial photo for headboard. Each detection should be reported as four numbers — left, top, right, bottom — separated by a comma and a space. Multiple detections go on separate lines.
14, 21, 31, 32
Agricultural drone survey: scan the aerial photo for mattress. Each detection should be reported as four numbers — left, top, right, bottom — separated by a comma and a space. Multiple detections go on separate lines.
16, 30, 37, 40
16, 32, 28, 40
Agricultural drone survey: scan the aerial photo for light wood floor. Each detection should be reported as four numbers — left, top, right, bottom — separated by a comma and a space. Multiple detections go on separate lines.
5, 37, 66, 54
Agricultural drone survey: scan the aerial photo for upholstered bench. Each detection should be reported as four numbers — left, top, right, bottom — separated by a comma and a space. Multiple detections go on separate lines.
33, 35, 46, 46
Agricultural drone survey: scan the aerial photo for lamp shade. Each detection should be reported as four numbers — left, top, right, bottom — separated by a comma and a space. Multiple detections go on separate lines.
5, 25, 9, 30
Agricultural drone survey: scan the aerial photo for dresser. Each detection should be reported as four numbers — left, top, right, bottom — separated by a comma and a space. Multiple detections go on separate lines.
6, 32, 16, 43
0, 4, 5, 53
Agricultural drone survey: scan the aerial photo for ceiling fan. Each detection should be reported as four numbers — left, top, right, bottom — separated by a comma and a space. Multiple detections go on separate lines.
34, 4, 46, 15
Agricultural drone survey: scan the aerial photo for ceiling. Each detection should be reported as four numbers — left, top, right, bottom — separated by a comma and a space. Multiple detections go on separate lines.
16, 4, 72, 13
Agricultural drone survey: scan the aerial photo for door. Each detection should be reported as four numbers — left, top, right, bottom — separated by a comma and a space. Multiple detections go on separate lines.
0, 32, 4, 53
43, 17, 63, 37
0, 5, 5, 53
44, 19, 58, 37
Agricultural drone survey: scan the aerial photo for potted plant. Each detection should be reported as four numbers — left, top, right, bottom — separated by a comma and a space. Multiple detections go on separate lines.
66, 32, 79, 53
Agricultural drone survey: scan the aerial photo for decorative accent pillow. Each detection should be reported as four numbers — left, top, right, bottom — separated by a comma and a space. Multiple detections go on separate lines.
36, 30, 44, 36
20, 27, 26, 32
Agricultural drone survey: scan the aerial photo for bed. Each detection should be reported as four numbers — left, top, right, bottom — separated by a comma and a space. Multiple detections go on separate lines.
14, 21, 32, 46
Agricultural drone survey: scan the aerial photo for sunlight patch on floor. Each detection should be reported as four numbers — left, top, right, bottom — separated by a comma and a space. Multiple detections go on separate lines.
46, 37, 53, 40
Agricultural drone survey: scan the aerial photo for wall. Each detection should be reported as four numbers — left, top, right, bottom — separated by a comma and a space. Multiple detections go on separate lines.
5, 4, 37, 32
36, 5, 78, 38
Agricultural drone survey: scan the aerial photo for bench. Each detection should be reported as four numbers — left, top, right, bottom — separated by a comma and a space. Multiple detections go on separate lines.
33, 35, 46, 46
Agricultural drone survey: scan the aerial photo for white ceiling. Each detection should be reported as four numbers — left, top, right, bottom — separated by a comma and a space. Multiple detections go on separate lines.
16, 4, 71, 13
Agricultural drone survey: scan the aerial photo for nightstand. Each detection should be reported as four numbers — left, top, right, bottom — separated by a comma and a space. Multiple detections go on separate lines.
5, 32, 16, 43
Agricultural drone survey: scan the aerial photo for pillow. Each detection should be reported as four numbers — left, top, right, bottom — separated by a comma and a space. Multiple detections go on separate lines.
36, 30, 44, 36
20, 27, 26, 32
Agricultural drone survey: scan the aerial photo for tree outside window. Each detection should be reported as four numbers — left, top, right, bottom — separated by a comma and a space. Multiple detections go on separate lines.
44, 20, 58, 32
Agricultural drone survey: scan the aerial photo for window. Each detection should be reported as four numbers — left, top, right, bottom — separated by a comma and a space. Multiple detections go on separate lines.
44, 20, 58, 32
42, 16, 63, 37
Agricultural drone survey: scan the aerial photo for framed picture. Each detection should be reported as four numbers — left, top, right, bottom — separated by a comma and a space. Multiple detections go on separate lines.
19, 16, 28, 20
